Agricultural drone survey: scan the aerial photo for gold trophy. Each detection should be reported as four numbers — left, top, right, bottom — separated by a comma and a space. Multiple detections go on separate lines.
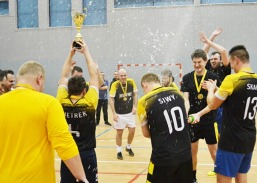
72, 10, 87, 49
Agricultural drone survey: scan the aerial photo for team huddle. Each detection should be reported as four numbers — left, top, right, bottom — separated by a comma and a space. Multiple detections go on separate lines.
0, 28, 257, 183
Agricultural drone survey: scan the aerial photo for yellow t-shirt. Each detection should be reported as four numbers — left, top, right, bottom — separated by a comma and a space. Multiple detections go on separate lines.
56, 85, 98, 110
0, 86, 79, 183
169, 82, 180, 91
216, 68, 257, 100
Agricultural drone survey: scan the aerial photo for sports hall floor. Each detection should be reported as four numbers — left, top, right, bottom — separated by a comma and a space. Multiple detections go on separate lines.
55, 113, 257, 183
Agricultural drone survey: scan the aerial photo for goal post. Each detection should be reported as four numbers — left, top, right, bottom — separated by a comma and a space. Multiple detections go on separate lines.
117, 63, 183, 97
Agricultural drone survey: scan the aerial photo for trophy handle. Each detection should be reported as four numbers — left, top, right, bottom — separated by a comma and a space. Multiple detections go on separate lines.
83, 7, 87, 18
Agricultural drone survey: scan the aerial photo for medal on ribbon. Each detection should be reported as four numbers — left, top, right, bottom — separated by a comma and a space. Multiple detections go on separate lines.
120, 81, 128, 101
194, 69, 207, 100
197, 93, 204, 100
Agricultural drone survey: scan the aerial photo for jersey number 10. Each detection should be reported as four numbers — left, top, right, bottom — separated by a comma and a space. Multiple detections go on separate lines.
163, 106, 185, 134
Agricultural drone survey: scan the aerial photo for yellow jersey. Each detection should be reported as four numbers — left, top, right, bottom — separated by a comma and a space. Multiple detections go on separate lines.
0, 85, 79, 183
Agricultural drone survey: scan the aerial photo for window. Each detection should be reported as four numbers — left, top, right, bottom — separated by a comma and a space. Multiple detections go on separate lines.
114, 0, 153, 8
17, 0, 38, 28
114, 0, 193, 8
49, 0, 72, 27
154, 0, 194, 6
201, 0, 257, 4
0, 0, 9, 15
83, 0, 107, 25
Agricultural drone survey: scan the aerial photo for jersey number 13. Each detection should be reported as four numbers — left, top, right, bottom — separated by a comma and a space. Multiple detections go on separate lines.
244, 97, 257, 120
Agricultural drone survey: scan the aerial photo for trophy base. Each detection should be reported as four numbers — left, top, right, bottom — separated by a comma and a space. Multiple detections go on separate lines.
72, 41, 81, 49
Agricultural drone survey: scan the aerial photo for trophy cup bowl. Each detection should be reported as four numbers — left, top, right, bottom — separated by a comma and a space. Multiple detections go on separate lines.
72, 11, 86, 49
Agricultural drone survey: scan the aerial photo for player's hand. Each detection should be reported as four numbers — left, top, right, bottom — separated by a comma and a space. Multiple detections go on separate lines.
113, 114, 119, 122
71, 60, 76, 68
201, 80, 208, 90
75, 40, 89, 54
188, 113, 200, 124
199, 32, 208, 44
70, 44, 77, 56
212, 27, 223, 37
204, 79, 217, 92
132, 107, 137, 115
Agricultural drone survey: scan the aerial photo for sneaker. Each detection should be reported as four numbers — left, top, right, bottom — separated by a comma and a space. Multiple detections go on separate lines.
192, 178, 198, 183
125, 147, 134, 157
207, 171, 216, 176
105, 122, 112, 126
117, 152, 123, 160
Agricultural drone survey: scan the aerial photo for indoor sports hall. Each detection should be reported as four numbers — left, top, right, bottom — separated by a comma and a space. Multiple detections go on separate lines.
0, 0, 257, 183
54, 114, 257, 183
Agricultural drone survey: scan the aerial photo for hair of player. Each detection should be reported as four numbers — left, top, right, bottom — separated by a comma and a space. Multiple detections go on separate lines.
71, 66, 83, 75
229, 45, 249, 63
67, 76, 86, 96
0, 70, 6, 81
161, 68, 173, 77
191, 49, 208, 61
141, 73, 161, 85
211, 51, 221, 60
17, 61, 45, 78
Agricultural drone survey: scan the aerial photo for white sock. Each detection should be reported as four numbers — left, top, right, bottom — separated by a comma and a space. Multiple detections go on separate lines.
116, 146, 122, 152
126, 144, 131, 149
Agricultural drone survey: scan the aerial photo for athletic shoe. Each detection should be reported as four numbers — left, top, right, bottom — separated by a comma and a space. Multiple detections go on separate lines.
117, 152, 123, 160
125, 147, 134, 157
207, 171, 216, 176
105, 122, 112, 126
192, 178, 198, 183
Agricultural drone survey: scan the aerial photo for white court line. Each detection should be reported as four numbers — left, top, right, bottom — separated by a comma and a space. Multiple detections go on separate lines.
54, 159, 257, 167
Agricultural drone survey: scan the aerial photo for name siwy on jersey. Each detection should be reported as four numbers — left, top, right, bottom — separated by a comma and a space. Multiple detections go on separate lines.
158, 94, 176, 104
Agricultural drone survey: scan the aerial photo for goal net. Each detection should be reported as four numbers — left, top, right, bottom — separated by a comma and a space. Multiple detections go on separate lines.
117, 63, 183, 98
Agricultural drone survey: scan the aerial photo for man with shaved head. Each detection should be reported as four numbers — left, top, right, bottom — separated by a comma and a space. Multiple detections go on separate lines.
109, 68, 138, 160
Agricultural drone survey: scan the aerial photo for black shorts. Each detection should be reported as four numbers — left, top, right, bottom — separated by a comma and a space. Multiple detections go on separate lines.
61, 149, 98, 183
146, 158, 193, 183
189, 123, 218, 144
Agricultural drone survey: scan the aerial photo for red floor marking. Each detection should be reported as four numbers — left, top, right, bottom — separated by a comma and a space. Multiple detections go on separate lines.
128, 168, 147, 183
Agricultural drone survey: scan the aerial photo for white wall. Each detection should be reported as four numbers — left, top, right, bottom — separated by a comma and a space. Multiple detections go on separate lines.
0, 1, 257, 95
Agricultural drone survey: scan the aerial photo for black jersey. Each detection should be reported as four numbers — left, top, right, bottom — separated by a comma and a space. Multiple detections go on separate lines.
181, 70, 221, 125
62, 103, 96, 151
109, 78, 118, 90
57, 87, 98, 151
217, 72, 257, 153
206, 61, 231, 82
138, 87, 191, 166
109, 78, 138, 114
